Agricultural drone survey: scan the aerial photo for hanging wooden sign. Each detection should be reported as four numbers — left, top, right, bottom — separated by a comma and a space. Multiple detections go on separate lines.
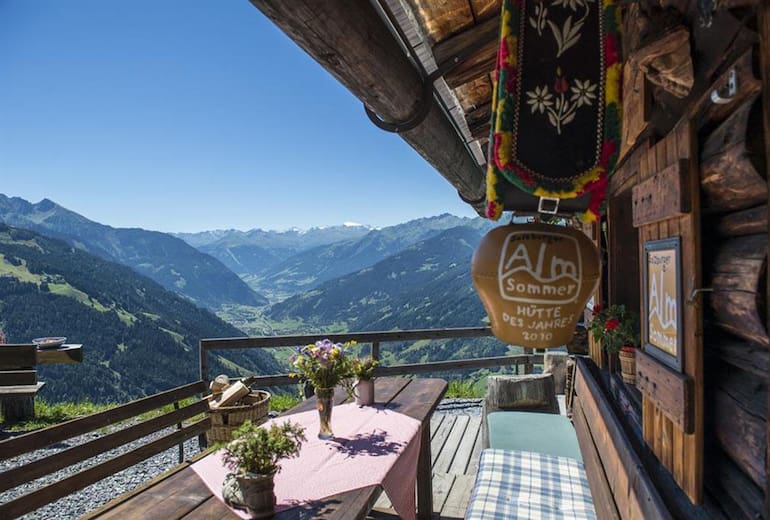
471, 223, 600, 348
643, 237, 683, 371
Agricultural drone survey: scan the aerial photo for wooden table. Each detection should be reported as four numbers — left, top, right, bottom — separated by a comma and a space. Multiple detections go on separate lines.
86, 377, 447, 520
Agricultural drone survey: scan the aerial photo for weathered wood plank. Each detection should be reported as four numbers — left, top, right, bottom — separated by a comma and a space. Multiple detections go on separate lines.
572, 398, 621, 520
0, 370, 36, 386
434, 415, 470, 474
759, 5, 770, 518
410, 0, 475, 43
708, 233, 768, 348
447, 416, 480, 475
433, 15, 499, 88
714, 385, 766, 489
715, 336, 770, 379
0, 400, 208, 494
713, 205, 767, 237
706, 449, 765, 520
201, 327, 494, 350
632, 161, 690, 227
441, 474, 476, 518
635, 350, 693, 433
0, 418, 210, 519
36, 344, 83, 365
575, 359, 672, 519
0, 380, 206, 460
0, 344, 36, 369
700, 95, 766, 213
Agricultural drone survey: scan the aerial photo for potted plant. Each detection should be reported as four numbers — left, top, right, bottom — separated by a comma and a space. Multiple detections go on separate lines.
221, 419, 306, 518
589, 304, 640, 383
350, 357, 378, 406
289, 339, 354, 439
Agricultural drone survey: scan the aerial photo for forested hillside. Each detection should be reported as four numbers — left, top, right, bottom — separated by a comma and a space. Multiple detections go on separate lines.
0, 224, 281, 403
268, 225, 513, 363
0, 195, 267, 309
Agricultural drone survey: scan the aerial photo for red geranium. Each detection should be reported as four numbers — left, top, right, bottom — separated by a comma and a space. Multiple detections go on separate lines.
588, 304, 640, 354
604, 318, 620, 331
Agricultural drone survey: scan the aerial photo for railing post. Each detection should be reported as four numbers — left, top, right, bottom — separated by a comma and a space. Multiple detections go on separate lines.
371, 341, 380, 361
199, 340, 208, 385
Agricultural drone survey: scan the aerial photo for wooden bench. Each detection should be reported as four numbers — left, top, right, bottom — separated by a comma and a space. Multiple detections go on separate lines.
0, 344, 44, 422
572, 358, 671, 519
0, 380, 210, 519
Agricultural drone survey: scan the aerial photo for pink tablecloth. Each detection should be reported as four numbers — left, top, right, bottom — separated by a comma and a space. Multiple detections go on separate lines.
192, 403, 421, 519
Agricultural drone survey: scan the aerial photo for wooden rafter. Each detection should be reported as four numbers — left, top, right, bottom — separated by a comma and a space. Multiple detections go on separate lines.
433, 15, 499, 88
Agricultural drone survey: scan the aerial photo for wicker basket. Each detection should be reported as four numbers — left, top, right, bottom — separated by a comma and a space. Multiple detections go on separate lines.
206, 389, 271, 444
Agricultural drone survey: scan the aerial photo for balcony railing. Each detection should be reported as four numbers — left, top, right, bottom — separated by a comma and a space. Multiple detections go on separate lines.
199, 326, 544, 385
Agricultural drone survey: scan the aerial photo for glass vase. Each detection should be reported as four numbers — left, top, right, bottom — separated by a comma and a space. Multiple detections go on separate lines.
316, 387, 334, 440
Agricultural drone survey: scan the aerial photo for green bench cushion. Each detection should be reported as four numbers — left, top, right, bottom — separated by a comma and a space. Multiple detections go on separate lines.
486, 411, 583, 462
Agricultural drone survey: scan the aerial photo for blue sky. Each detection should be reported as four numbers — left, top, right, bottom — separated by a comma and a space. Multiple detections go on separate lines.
0, 0, 477, 232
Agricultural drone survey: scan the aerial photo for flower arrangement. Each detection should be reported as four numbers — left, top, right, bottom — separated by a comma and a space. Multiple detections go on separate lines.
350, 356, 378, 381
588, 304, 640, 353
289, 339, 354, 390
221, 419, 306, 476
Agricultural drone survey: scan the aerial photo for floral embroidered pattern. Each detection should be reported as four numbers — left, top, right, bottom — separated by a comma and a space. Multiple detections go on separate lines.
530, 0, 595, 57
526, 68, 597, 134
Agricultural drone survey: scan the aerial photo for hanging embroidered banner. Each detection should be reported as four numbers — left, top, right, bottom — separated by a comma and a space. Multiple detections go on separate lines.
471, 223, 600, 348
486, 0, 622, 222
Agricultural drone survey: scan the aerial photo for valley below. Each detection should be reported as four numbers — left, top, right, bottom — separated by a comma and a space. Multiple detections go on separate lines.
0, 195, 522, 404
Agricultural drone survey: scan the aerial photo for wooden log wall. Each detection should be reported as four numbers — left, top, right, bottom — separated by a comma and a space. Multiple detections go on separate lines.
695, 25, 769, 518
611, 1, 769, 515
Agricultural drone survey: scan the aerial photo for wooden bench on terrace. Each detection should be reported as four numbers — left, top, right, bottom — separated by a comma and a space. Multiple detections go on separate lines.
0, 380, 209, 519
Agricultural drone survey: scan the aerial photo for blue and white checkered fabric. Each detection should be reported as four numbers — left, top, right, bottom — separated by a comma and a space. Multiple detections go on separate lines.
465, 449, 597, 520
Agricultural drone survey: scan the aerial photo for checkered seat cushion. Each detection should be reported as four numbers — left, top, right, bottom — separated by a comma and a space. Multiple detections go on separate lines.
465, 449, 596, 520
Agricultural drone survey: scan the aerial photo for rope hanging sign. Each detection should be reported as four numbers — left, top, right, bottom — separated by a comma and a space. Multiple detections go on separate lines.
485, 0, 622, 222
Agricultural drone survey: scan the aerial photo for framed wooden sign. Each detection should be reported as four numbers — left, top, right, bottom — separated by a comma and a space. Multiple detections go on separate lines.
643, 237, 683, 371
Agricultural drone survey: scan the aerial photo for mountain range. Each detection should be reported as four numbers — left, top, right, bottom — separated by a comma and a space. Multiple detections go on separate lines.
0, 195, 511, 403
0, 195, 267, 309
0, 223, 281, 403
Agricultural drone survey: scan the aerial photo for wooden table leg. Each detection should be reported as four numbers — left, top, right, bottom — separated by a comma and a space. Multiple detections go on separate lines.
417, 420, 433, 519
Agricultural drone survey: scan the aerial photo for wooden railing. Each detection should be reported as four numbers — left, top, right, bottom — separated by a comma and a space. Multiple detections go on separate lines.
199, 327, 544, 385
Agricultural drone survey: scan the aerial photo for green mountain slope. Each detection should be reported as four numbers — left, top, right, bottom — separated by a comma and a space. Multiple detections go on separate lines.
269, 225, 489, 330
0, 224, 281, 403
268, 225, 513, 362
0, 195, 267, 309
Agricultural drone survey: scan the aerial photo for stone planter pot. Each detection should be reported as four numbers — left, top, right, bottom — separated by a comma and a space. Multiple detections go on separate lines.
354, 378, 375, 406
223, 471, 276, 518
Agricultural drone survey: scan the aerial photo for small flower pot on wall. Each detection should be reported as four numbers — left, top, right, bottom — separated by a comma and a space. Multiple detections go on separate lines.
618, 347, 636, 384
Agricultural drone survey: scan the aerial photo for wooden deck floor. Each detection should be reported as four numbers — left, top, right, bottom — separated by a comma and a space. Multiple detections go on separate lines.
370, 413, 481, 519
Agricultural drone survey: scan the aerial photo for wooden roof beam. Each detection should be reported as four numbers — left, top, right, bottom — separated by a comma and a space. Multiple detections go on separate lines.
249, 0, 486, 213
433, 16, 499, 89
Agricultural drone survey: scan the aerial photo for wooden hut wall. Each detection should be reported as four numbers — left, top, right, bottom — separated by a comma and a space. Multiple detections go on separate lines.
605, 2, 770, 517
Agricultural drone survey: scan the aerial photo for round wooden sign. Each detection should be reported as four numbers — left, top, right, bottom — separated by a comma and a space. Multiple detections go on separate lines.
471, 223, 600, 348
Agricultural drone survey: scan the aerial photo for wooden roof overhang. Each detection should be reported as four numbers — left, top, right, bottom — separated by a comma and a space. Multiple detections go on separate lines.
250, 0, 503, 216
